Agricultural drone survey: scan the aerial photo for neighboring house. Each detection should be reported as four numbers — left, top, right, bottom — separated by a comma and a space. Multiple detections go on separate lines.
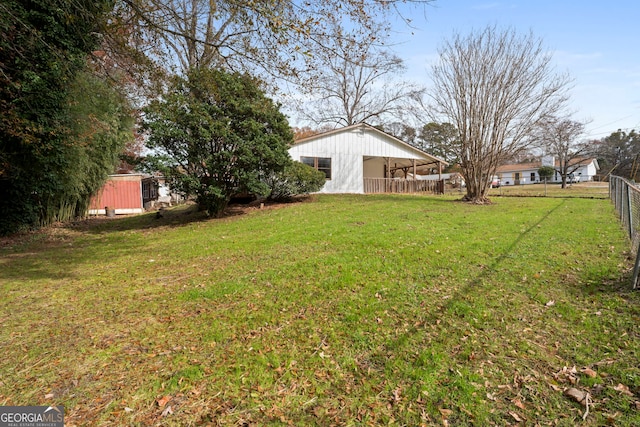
496, 157, 600, 185
288, 123, 448, 194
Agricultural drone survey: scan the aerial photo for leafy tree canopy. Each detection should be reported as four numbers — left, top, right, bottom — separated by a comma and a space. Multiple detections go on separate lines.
0, 0, 131, 234
592, 129, 640, 180
418, 122, 460, 166
143, 67, 293, 217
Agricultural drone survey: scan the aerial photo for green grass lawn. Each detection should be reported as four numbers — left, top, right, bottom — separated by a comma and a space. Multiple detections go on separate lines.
1, 194, 639, 426
486, 182, 610, 198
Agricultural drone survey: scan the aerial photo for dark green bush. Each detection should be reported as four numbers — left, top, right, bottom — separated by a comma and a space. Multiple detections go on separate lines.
143, 68, 293, 217
267, 161, 326, 201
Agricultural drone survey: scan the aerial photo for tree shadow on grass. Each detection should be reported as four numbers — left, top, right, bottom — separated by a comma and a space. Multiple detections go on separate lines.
0, 196, 312, 282
351, 197, 640, 423
69, 203, 210, 234
365, 195, 639, 368
69, 196, 315, 235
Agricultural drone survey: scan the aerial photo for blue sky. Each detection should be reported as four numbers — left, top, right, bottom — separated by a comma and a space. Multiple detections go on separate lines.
390, 0, 640, 139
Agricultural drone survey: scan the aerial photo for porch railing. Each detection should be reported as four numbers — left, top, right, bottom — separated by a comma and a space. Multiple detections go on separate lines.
364, 178, 444, 194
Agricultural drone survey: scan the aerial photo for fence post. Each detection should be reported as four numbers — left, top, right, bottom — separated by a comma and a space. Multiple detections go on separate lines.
609, 176, 640, 289
620, 180, 625, 221
628, 184, 634, 238
632, 244, 640, 290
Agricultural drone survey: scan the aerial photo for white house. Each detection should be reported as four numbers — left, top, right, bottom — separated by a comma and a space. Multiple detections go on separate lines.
289, 123, 448, 194
495, 157, 600, 186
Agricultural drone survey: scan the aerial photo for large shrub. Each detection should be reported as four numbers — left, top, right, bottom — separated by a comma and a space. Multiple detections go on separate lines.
267, 161, 326, 201
143, 68, 293, 217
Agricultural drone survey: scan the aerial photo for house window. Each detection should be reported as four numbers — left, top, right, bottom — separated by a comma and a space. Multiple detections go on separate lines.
301, 156, 331, 179
530, 172, 536, 182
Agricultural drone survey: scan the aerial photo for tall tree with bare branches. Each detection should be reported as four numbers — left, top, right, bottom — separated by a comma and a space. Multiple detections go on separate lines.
428, 26, 571, 203
537, 117, 590, 188
107, 0, 433, 88
294, 19, 425, 126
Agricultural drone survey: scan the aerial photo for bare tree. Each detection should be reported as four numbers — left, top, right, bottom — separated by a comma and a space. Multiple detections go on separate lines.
428, 26, 571, 203
292, 18, 425, 127
537, 117, 590, 188
107, 0, 433, 89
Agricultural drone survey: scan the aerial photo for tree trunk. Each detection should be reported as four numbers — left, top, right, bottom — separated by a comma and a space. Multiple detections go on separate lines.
463, 180, 491, 204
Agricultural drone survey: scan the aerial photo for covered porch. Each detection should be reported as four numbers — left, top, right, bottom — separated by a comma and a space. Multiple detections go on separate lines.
363, 156, 446, 194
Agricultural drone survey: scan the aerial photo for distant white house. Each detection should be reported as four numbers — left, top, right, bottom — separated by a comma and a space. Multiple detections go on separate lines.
495, 157, 600, 185
288, 123, 448, 194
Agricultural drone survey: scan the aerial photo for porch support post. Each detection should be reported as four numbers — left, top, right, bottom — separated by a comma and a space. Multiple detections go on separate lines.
413, 159, 417, 180
386, 157, 391, 192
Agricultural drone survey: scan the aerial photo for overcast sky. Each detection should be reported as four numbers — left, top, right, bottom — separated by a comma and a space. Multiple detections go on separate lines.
390, 0, 640, 139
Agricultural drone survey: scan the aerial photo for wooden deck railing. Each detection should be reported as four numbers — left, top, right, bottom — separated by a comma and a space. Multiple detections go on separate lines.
363, 178, 444, 194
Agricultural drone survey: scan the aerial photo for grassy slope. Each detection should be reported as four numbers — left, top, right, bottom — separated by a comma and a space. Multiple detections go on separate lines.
0, 194, 639, 426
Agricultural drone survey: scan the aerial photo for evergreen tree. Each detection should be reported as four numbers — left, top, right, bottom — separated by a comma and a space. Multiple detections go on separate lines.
143, 68, 293, 217
0, 0, 130, 234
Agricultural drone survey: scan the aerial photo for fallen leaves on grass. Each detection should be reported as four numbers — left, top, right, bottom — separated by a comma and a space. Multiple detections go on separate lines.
438, 408, 452, 418
509, 411, 524, 422
554, 366, 578, 385
548, 383, 562, 392
157, 395, 172, 407
564, 388, 592, 421
511, 398, 525, 410
564, 388, 589, 406
392, 387, 401, 404
438, 408, 452, 427
613, 383, 634, 397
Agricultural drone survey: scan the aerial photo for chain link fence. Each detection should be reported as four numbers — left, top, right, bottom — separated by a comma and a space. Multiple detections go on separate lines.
609, 175, 640, 289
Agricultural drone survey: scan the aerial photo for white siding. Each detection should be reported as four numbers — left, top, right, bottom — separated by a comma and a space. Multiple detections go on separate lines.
498, 160, 599, 185
288, 149, 364, 193
289, 126, 435, 194
501, 172, 514, 185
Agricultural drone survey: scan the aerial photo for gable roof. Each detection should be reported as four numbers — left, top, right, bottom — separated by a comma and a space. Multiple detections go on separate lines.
496, 158, 599, 173
292, 123, 449, 166
496, 161, 542, 173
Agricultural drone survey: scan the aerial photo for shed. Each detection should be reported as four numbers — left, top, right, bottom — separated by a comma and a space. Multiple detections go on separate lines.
89, 174, 145, 215
288, 123, 448, 194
